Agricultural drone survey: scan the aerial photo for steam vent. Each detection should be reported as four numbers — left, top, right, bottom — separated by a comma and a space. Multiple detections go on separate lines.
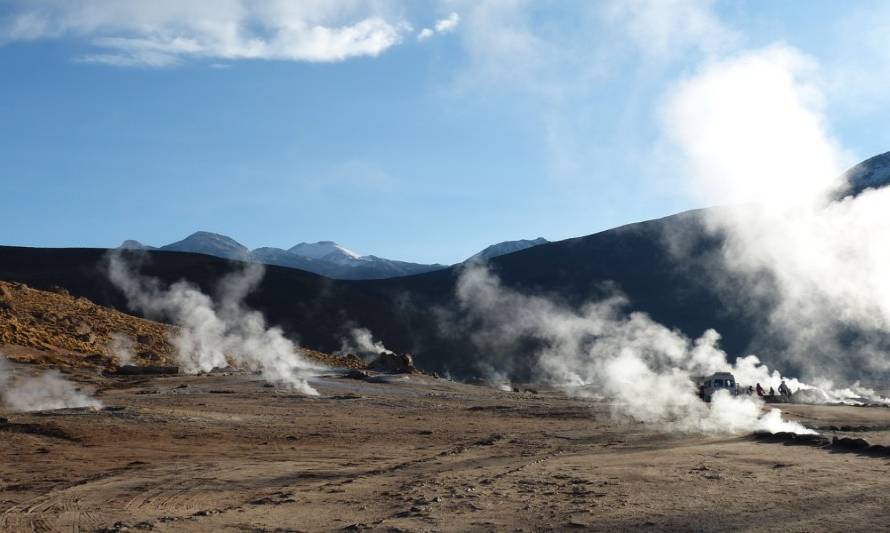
4, 2, 890, 530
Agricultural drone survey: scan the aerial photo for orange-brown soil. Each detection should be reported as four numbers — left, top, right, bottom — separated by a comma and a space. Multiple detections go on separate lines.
0, 281, 362, 372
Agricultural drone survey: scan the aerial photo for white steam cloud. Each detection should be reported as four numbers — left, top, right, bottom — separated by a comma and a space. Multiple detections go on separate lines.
661, 44, 846, 206
108, 332, 135, 366
106, 252, 319, 395
455, 265, 814, 435
337, 327, 389, 359
0, 356, 102, 412
661, 43, 890, 381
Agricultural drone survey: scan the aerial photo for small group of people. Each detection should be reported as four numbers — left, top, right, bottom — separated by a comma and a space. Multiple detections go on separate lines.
749, 380, 793, 400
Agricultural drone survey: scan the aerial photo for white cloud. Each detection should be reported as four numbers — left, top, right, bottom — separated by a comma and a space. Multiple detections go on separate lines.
417, 28, 435, 41
417, 11, 459, 41
0, 0, 410, 66
435, 12, 460, 34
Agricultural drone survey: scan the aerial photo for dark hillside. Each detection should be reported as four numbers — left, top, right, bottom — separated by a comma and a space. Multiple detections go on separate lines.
0, 207, 769, 378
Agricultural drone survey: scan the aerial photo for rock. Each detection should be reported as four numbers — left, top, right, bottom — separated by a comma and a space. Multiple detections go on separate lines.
867, 444, 890, 456
343, 369, 370, 380
0, 285, 14, 311
793, 433, 831, 447
833, 437, 871, 451
84, 353, 109, 366
111, 365, 179, 376
369, 352, 418, 374
48, 285, 70, 296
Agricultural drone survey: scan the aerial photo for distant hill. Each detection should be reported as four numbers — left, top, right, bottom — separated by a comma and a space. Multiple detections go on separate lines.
0, 212, 743, 380
122, 233, 549, 280
8, 151, 889, 380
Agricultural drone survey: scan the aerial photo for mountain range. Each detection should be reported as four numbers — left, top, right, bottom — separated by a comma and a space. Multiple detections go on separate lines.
2, 151, 888, 381
121, 234, 549, 280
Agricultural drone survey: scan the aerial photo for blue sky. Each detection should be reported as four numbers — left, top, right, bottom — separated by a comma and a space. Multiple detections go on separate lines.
2, 1, 890, 264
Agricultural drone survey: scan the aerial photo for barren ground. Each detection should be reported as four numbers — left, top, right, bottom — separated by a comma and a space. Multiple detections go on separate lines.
2, 360, 890, 532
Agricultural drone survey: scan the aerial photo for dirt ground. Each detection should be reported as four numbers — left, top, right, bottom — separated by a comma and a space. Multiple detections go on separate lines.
2, 362, 890, 532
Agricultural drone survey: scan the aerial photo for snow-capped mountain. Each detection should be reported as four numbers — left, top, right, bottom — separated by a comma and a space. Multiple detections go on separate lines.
124, 233, 550, 280
126, 233, 443, 280
465, 237, 549, 263
288, 241, 362, 266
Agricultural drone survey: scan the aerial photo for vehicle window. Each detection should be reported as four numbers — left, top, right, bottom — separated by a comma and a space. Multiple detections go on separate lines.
714, 379, 723, 387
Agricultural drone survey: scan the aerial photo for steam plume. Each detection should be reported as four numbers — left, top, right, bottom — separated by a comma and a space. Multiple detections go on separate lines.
0, 355, 102, 412
661, 44, 890, 383
108, 332, 135, 366
337, 327, 389, 360
455, 265, 813, 435
106, 251, 319, 395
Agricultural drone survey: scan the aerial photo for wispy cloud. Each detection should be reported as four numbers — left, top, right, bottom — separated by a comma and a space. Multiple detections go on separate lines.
601, 0, 740, 60
418, 12, 460, 41
0, 0, 412, 66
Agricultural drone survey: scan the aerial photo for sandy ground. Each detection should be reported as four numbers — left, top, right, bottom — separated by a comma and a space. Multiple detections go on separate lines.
2, 364, 890, 532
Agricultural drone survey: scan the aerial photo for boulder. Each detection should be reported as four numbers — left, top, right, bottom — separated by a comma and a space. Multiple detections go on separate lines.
369, 351, 418, 374
48, 285, 70, 296
0, 285, 14, 311
833, 436, 871, 451
867, 444, 890, 456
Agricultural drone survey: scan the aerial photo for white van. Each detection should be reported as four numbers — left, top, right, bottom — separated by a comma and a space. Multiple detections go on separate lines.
698, 372, 738, 402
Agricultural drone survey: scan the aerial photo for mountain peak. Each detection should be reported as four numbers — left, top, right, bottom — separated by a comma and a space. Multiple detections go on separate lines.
118, 239, 149, 250
288, 241, 363, 263
160, 231, 249, 260
840, 150, 890, 198
466, 237, 549, 263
